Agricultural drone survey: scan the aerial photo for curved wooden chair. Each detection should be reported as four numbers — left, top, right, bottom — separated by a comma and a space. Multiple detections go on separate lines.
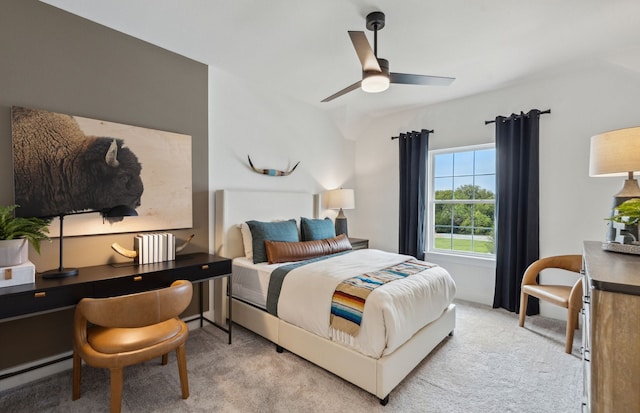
518, 255, 583, 354
72, 280, 193, 413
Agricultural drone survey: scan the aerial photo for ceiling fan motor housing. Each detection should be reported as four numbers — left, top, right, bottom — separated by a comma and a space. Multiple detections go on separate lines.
363, 58, 389, 77
366, 11, 385, 31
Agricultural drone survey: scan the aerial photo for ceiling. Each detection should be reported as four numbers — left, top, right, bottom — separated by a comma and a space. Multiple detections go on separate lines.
41, 0, 640, 129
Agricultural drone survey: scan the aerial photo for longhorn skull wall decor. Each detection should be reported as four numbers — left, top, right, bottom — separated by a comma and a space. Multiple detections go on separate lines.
247, 155, 300, 176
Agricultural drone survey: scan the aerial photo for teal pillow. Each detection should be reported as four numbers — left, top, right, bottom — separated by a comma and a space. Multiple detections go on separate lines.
300, 217, 336, 241
247, 219, 299, 264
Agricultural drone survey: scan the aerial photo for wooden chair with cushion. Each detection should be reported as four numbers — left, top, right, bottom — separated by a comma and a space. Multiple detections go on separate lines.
518, 255, 583, 354
72, 280, 193, 413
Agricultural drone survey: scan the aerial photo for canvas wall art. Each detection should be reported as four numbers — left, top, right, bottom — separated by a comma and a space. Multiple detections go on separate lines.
11, 106, 192, 237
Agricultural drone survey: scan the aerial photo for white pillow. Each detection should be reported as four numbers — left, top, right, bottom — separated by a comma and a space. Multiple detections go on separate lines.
240, 222, 253, 260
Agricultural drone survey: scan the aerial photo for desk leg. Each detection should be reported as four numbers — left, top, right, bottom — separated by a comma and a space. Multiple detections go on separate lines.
193, 276, 232, 345
228, 275, 232, 344
199, 282, 204, 328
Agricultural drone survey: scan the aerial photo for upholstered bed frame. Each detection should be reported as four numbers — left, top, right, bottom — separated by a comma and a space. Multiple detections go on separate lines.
213, 189, 455, 405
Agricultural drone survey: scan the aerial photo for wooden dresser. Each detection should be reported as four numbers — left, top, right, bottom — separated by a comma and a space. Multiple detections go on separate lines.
582, 241, 640, 412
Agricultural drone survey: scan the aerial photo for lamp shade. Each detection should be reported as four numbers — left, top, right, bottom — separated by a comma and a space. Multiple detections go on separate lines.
589, 127, 640, 177
326, 189, 355, 210
102, 205, 139, 218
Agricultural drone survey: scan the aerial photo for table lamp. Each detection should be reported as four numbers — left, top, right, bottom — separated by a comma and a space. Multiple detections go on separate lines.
326, 188, 355, 236
41, 205, 138, 279
589, 127, 640, 246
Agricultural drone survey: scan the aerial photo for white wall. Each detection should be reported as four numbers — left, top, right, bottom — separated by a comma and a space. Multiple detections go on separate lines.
207, 67, 356, 250
351, 60, 640, 318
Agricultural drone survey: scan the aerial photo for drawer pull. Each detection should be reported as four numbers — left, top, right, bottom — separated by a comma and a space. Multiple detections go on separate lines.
133, 276, 143, 282
34, 292, 46, 298
4, 268, 12, 280
201, 265, 209, 270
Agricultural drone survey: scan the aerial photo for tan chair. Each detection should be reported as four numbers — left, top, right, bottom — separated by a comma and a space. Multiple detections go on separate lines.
72, 280, 193, 413
518, 255, 583, 354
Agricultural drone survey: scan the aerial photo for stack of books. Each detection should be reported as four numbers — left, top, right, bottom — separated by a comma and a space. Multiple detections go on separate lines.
134, 233, 176, 264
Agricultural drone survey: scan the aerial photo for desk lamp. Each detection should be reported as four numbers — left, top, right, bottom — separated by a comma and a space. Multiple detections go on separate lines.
41, 205, 138, 279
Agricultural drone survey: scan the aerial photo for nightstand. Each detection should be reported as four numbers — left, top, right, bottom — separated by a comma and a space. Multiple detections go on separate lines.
349, 237, 369, 250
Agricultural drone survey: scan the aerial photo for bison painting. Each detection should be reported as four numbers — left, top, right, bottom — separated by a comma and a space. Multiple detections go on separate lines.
11, 107, 144, 218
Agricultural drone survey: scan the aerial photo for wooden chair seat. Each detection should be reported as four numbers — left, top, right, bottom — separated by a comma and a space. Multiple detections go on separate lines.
518, 255, 583, 354
521, 284, 572, 308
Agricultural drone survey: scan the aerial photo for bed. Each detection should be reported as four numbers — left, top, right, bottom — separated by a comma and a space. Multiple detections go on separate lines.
214, 189, 456, 405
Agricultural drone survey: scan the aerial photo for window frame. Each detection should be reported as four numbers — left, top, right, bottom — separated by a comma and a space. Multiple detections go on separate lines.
427, 143, 496, 260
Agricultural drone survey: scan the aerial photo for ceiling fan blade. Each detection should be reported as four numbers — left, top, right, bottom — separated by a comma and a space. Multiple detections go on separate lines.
390, 72, 455, 86
321, 80, 362, 102
348, 31, 381, 72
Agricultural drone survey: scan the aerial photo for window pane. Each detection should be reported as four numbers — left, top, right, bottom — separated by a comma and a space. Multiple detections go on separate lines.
474, 203, 495, 229
453, 203, 472, 228
453, 176, 473, 199
473, 227, 495, 254
451, 228, 473, 252
434, 177, 453, 200
434, 232, 452, 250
434, 204, 453, 226
434, 153, 453, 177
474, 175, 495, 199
453, 151, 473, 176
474, 149, 495, 175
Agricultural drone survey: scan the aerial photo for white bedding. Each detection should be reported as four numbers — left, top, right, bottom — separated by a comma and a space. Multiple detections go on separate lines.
233, 249, 456, 359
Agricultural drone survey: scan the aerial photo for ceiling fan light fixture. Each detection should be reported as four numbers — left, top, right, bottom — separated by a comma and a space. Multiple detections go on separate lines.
361, 71, 389, 93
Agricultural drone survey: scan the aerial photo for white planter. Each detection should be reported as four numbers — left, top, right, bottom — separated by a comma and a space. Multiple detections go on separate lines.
0, 238, 29, 267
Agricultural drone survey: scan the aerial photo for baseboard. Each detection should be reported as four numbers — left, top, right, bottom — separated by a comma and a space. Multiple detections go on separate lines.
0, 351, 73, 392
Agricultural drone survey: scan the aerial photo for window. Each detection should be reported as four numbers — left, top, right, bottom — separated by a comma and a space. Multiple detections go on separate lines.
428, 145, 496, 257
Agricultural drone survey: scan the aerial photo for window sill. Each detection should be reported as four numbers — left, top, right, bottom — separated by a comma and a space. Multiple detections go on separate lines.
424, 250, 496, 269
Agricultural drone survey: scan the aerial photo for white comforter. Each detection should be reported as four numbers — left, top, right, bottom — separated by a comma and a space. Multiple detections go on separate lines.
278, 249, 456, 358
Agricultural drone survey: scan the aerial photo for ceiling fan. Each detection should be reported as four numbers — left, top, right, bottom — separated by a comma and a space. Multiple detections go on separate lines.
321, 11, 455, 102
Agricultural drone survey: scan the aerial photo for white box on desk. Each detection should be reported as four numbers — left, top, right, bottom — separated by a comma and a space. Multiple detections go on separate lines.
0, 261, 36, 288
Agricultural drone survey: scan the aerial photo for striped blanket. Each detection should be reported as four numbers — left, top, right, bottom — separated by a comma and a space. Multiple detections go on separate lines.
330, 259, 436, 336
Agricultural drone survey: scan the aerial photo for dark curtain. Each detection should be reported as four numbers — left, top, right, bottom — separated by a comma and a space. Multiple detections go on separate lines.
492, 110, 541, 314
398, 129, 430, 260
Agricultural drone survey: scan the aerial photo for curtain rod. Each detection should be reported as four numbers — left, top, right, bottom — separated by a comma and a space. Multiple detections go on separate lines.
391, 129, 434, 140
484, 109, 551, 125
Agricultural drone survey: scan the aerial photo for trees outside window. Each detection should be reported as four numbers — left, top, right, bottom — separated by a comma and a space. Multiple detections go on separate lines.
429, 145, 495, 256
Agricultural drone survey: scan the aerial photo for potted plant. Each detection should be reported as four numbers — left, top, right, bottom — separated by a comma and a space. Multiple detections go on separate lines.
608, 198, 640, 245
609, 198, 640, 225
0, 205, 51, 267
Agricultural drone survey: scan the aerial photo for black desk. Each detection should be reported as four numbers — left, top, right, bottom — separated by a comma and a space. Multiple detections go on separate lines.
0, 252, 231, 319
0, 253, 232, 379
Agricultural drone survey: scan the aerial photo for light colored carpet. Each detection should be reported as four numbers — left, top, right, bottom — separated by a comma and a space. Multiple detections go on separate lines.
0, 300, 583, 412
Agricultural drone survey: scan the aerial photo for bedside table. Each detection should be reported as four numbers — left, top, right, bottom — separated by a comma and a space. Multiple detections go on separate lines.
349, 237, 369, 250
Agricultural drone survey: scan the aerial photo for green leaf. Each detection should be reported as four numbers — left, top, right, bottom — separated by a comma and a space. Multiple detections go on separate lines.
0, 205, 51, 254
608, 198, 640, 225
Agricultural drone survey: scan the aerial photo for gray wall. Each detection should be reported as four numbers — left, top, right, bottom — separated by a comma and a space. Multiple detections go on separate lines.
0, 0, 208, 370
